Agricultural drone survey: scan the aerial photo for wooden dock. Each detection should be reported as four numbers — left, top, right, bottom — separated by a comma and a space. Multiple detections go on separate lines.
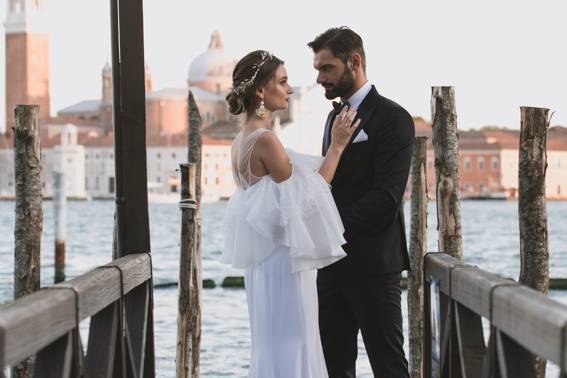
1, 0, 566, 377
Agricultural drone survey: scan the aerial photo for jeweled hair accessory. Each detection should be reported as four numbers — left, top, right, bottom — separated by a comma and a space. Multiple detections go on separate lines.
230, 51, 274, 95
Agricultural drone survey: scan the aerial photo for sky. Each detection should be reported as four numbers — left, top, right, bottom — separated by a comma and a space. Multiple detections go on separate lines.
0, 0, 566, 132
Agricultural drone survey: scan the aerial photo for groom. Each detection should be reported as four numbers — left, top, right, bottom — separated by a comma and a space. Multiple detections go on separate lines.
309, 27, 414, 377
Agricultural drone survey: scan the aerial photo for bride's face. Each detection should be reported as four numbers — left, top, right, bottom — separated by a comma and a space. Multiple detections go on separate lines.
259, 65, 293, 112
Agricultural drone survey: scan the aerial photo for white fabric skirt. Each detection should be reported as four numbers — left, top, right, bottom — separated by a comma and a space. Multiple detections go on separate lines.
244, 246, 329, 378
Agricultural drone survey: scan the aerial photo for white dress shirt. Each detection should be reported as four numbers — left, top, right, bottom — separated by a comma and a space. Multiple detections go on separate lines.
344, 81, 372, 110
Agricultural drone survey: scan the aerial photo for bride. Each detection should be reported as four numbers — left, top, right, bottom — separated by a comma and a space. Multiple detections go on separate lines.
221, 50, 360, 378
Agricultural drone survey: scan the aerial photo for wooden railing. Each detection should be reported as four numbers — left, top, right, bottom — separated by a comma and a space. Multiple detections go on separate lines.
424, 252, 567, 377
0, 253, 152, 377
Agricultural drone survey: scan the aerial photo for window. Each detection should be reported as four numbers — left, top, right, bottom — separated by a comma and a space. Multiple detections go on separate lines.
172, 152, 176, 159
157, 153, 161, 159
170, 185, 178, 193
109, 177, 115, 193
491, 158, 498, 171
156, 176, 161, 183
478, 158, 485, 170
464, 158, 471, 171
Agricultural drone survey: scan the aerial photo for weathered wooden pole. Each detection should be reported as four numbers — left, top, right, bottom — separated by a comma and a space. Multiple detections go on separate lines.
176, 163, 201, 378
176, 91, 203, 377
189, 90, 203, 374
187, 91, 202, 204
408, 137, 428, 378
13, 104, 43, 377
431, 87, 463, 261
53, 171, 67, 283
518, 106, 550, 378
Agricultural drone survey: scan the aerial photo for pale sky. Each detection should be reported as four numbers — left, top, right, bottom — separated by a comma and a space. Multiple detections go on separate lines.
1, 0, 566, 132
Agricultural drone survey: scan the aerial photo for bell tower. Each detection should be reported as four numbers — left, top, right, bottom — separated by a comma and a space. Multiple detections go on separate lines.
4, 0, 51, 133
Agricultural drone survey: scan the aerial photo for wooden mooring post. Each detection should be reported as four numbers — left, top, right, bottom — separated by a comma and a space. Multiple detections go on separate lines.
176, 91, 203, 377
13, 104, 42, 378
408, 137, 428, 378
429, 87, 464, 377
431, 87, 463, 261
176, 164, 201, 378
518, 106, 551, 377
53, 171, 66, 283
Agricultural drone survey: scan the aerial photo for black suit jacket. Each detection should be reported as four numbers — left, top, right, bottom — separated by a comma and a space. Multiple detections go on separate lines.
321, 86, 414, 276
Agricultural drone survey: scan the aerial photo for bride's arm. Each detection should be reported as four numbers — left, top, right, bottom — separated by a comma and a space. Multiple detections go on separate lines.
318, 107, 360, 184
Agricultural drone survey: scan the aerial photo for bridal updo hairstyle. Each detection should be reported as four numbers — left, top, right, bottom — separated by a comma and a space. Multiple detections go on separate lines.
226, 50, 284, 116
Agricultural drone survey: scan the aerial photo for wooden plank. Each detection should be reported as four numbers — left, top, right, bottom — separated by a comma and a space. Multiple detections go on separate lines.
424, 253, 464, 295
33, 331, 73, 378
143, 291, 156, 378
103, 253, 152, 295
124, 281, 149, 376
0, 289, 75, 367
442, 300, 463, 378
52, 253, 150, 321
423, 280, 433, 378
454, 302, 486, 377
0, 254, 150, 368
85, 302, 118, 377
56, 268, 120, 322
495, 330, 536, 378
493, 284, 567, 366
563, 326, 567, 373
450, 265, 517, 319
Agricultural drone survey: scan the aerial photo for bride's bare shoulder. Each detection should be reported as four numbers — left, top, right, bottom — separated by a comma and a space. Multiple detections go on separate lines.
254, 130, 291, 182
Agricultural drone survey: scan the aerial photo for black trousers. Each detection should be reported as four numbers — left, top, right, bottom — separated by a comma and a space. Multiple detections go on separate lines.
317, 270, 409, 378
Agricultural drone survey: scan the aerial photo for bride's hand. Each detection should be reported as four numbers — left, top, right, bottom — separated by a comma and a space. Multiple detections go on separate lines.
330, 106, 361, 150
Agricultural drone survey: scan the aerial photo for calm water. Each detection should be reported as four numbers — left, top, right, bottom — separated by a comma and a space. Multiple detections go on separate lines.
0, 200, 566, 376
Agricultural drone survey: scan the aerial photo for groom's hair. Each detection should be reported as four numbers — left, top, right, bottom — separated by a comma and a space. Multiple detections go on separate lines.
308, 26, 366, 72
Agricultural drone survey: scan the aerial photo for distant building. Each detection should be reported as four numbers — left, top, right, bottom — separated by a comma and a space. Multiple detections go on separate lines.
4, 0, 51, 133
2, 2, 564, 202
413, 118, 567, 200
1, 0, 242, 202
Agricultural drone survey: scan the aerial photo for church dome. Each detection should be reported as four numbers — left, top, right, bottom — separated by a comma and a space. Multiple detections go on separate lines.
187, 31, 236, 93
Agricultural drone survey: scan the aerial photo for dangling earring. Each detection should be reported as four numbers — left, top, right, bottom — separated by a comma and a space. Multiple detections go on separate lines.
255, 98, 267, 118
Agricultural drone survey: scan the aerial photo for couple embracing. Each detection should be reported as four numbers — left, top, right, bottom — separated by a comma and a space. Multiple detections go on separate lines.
221, 26, 415, 378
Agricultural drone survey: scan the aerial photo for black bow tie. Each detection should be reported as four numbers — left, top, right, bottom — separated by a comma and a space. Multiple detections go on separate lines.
332, 100, 350, 112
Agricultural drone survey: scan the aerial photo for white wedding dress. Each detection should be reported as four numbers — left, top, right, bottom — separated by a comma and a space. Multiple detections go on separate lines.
222, 128, 347, 378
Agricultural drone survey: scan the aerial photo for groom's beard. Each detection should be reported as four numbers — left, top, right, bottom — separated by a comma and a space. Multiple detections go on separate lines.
323, 67, 355, 100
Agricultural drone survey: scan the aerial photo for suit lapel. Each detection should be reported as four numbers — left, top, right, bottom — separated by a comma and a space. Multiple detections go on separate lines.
340, 86, 379, 159
322, 110, 335, 155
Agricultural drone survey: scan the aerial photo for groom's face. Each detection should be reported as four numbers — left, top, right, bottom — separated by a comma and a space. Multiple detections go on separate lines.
313, 48, 354, 100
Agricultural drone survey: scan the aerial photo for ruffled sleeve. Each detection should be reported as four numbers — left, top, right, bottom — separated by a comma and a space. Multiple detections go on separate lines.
221, 150, 346, 273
